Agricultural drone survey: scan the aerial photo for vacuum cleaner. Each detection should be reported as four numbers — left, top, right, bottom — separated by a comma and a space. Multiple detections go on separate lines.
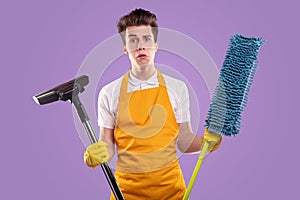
33, 75, 125, 200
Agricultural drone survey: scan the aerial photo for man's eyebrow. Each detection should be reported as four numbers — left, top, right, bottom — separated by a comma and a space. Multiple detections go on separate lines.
128, 34, 138, 37
127, 34, 152, 38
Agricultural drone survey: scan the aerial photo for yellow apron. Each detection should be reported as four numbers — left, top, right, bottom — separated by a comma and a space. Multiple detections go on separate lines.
110, 70, 186, 200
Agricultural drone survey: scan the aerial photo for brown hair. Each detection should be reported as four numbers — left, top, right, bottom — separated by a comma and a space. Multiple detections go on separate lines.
117, 8, 158, 44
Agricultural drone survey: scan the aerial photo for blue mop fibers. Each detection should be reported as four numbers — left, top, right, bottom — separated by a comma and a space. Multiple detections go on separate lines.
205, 34, 264, 136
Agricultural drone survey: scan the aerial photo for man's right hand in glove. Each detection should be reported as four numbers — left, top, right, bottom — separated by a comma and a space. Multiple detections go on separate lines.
84, 141, 109, 168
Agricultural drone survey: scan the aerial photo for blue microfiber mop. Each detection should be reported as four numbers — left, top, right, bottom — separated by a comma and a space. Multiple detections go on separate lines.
183, 34, 264, 199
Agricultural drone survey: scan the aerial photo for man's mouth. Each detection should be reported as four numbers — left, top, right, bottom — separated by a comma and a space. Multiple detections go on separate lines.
137, 54, 148, 59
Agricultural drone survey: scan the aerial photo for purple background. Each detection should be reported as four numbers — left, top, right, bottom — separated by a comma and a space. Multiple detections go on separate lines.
1, 0, 299, 199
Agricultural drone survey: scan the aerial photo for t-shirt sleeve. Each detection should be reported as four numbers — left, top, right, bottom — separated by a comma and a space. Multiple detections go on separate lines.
176, 82, 191, 123
97, 88, 116, 129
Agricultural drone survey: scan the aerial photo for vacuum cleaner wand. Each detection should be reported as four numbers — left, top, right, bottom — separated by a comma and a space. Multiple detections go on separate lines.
33, 75, 125, 200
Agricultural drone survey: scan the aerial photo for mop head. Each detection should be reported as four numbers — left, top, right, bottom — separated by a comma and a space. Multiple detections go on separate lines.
205, 34, 264, 136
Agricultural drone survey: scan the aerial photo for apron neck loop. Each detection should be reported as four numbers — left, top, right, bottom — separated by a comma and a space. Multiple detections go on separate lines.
120, 69, 166, 96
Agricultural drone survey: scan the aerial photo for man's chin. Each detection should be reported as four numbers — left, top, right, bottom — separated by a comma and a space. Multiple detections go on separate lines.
136, 61, 152, 69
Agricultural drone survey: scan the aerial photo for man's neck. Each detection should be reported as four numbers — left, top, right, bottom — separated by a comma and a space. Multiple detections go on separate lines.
130, 64, 156, 81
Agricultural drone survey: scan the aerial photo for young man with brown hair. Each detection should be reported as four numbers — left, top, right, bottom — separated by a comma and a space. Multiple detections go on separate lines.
84, 8, 221, 200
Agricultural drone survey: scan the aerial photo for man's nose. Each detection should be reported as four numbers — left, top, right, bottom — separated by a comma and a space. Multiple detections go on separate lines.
137, 40, 145, 50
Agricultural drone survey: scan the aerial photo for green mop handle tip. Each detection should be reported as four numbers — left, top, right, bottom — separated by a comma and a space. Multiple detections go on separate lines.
183, 141, 210, 200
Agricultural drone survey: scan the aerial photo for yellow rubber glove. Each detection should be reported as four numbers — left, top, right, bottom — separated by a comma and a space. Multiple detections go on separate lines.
84, 141, 109, 168
200, 128, 222, 152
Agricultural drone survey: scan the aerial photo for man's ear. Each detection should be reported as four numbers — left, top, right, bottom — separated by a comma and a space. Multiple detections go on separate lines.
122, 45, 128, 54
155, 42, 159, 51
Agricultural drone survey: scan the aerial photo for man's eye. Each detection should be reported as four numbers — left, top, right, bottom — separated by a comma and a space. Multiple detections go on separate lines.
145, 37, 151, 41
129, 38, 138, 43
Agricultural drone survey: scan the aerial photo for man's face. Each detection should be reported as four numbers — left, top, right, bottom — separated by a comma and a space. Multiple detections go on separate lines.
123, 25, 158, 68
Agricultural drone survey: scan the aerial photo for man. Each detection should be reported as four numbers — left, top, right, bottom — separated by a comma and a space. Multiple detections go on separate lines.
84, 8, 221, 200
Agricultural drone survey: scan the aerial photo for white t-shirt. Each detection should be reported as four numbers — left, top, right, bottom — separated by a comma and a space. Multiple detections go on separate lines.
97, 70, 191, 129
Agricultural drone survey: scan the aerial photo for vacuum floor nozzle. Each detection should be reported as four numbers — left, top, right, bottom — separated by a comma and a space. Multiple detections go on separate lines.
33, 75, 89, 105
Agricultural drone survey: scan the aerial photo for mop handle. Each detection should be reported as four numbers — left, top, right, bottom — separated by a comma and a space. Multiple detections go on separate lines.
183, 140, 210, 200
